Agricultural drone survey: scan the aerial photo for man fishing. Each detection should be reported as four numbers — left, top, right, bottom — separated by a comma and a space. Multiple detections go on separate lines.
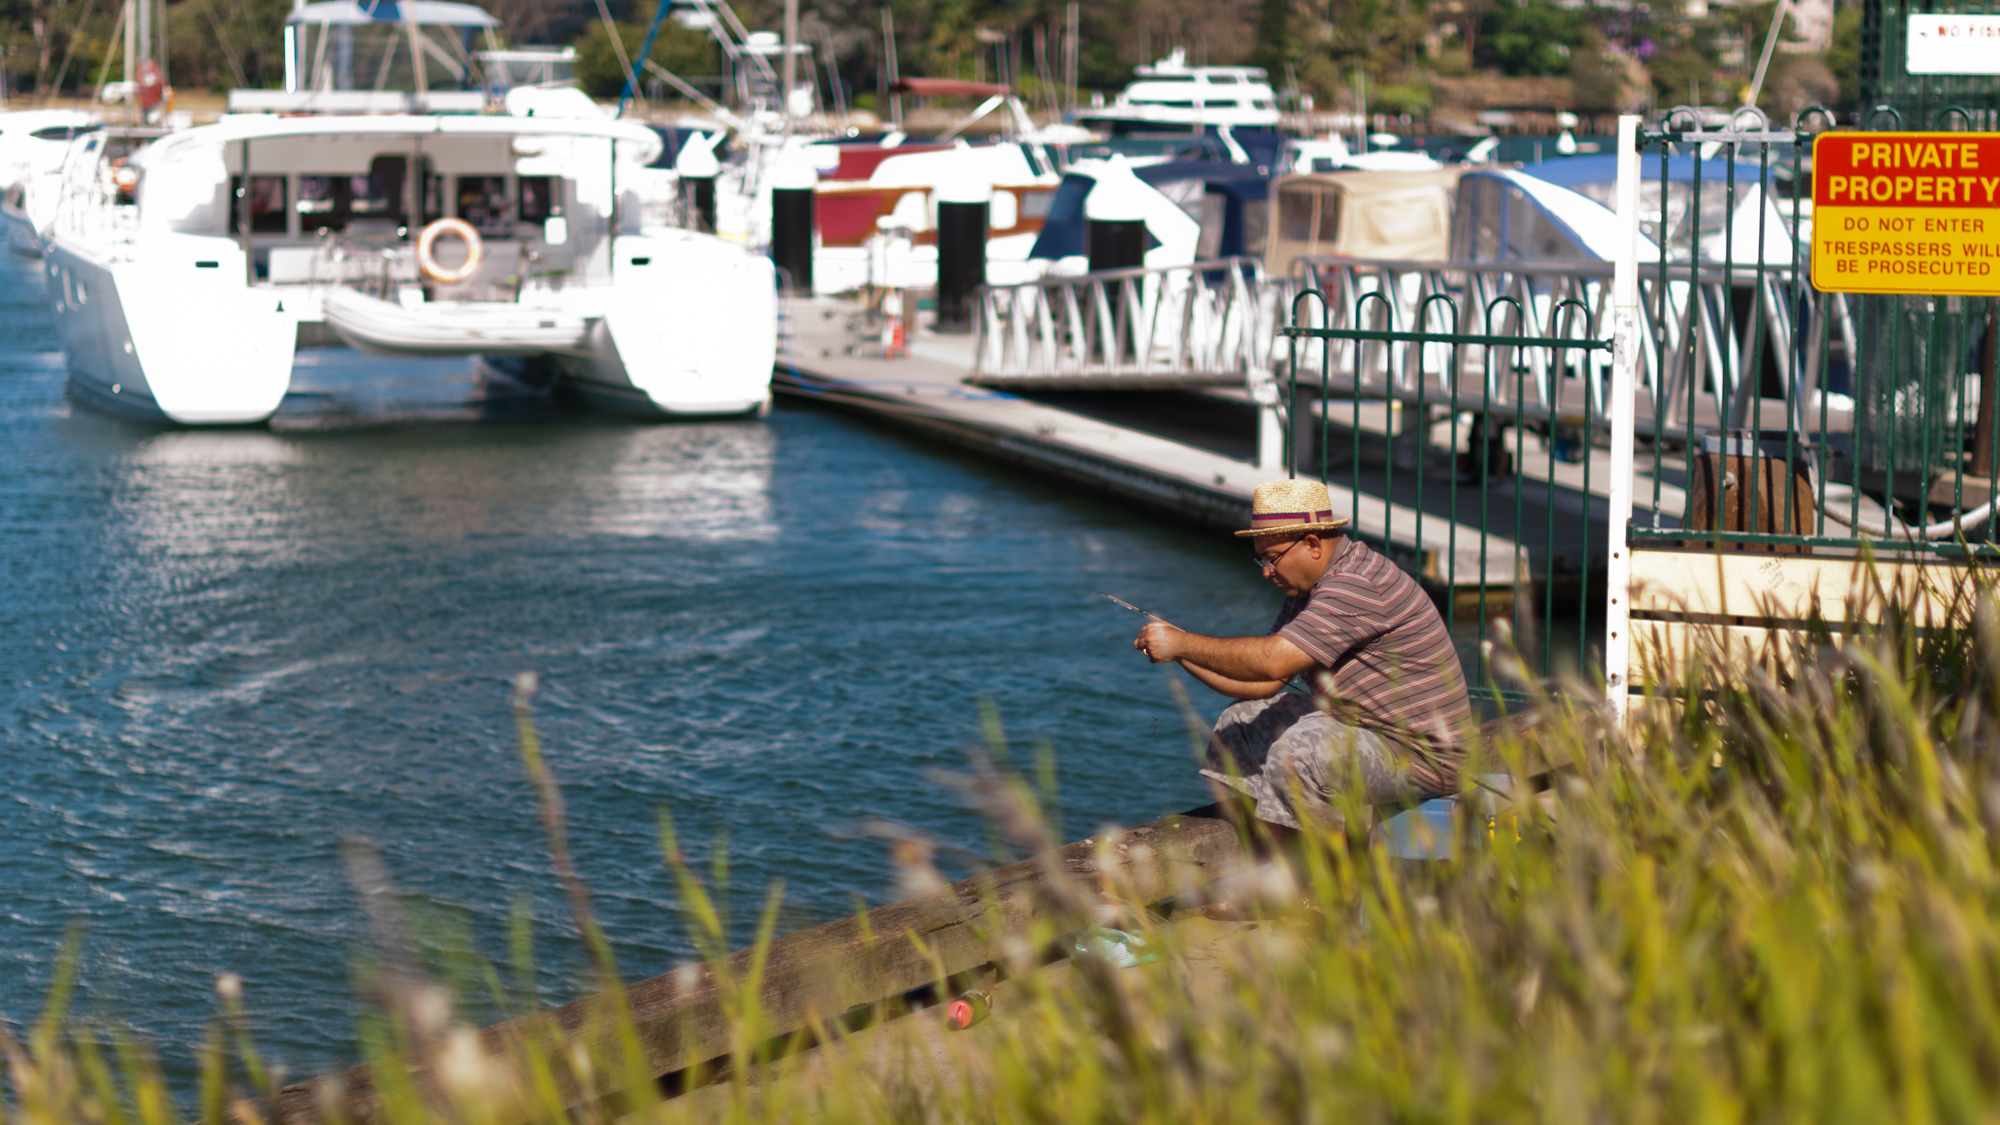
1130, 478, 1473, 829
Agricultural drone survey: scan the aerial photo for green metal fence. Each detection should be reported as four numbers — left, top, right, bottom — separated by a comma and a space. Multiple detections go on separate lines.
1280, 105, 2000, 704
1628, 107, 2000, 558
1863, 0, 2000, 130
1279, 269, 1618, 697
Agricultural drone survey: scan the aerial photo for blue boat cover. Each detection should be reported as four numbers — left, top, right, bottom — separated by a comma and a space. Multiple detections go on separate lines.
1134, 159, 1269, 197
1027, 172, 1165, 260
1520, 154, 1783, 189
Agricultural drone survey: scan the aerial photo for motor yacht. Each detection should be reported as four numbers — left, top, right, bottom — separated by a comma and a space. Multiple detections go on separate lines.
1074, 50, 1282, 156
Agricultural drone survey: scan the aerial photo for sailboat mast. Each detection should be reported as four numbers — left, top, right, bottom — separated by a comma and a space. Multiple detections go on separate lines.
124, 0, 137, 124
782, 0, 798, 138
882, 7, 900, 129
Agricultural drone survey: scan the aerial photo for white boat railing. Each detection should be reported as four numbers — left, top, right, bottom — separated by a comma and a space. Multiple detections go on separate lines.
48, 136, 142, 256
266, 238, 584, 302
970, 257, 1281, 387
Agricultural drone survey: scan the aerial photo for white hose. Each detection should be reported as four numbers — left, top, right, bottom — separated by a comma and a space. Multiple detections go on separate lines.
1807, 464, 1999, 541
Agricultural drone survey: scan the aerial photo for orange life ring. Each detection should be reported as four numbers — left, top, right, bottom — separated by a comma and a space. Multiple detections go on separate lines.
416, 217, 483, 284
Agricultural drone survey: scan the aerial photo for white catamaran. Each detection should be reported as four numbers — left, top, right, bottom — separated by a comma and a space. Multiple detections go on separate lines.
42, 0, 775, 424
2, 108, 103, 257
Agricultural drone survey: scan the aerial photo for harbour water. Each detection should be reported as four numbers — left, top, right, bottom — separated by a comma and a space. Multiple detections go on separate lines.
0, 250, 1273, 1085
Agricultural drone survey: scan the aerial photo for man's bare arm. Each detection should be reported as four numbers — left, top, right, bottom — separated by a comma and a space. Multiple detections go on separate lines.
1134, 624, 1316, 683
1176, 659, 1288, 700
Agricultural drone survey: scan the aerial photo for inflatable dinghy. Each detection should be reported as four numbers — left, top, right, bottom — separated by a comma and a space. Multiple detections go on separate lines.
323, 287, 593, 357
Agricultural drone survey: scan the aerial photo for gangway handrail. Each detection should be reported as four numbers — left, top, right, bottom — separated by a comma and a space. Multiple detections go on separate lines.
1288, 254, 1805, 285
971, 256, 1280, 385
1284, 253, 1825, 441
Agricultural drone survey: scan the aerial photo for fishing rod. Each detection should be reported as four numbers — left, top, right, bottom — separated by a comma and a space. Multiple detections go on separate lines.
1096, 592, 1165, 622
1101, 592, 1309, 695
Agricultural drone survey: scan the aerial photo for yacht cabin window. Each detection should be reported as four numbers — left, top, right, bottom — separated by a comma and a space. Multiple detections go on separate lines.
229, 176, 290, 234
298, 175, 356, 232
351, 163, 402, 223
293, 169, 539, 238
518, 176, 558, 224
1276, 186, 1339, 246
1241, 199, 1269, 253
456, 176, 510, 232
1451, 175, 1589, 261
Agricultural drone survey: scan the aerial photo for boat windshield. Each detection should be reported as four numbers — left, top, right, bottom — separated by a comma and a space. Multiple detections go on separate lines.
296, 22, 484, 92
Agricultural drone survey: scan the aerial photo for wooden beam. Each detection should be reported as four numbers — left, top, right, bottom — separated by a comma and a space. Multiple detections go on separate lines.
1630, 547, 1994, 627
265, 808, 1246, 1125
1627, 618, 1843, 687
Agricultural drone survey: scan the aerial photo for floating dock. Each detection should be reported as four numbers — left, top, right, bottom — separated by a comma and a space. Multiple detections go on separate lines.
776, 298, 1265, 535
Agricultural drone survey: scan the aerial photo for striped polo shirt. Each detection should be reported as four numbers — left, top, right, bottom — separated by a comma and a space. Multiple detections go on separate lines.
1271, 537, 1473, 792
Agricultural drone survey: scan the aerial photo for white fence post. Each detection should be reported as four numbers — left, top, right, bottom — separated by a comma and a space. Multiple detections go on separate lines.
1252, 370, 1283, 470
1605, 114, 1642, 722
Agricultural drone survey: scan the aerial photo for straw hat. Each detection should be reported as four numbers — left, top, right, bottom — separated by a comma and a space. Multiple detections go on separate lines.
1235, 478, 1351, 538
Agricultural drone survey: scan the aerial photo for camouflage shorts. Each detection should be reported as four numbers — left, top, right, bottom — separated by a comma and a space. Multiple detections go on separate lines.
1199, 693, 1430, 829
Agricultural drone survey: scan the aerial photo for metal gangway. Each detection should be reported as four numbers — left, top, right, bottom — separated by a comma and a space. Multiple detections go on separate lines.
969, 258, 1284, 390
966, 250, 1838, 445
1284, 255, 1851, 445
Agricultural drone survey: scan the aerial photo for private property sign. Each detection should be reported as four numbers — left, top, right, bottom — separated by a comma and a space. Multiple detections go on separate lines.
1811, 132, 2000, 295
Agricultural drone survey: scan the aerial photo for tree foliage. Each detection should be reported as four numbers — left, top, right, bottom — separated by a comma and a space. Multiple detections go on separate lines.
0, 0, 1854, 127
571, 3, 718, 99
1479, 0, 1589, 78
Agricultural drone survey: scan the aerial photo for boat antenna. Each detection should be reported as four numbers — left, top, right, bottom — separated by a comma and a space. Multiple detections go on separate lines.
1744, 0, 1791, 111
781, 0, 798, 139
593, 0, 638, 117
1065, 1, 1078, 119
123, 0, 136, 125
43, 0, 105, 99
92, 2, 124, 113
618, 0, 675, 117
882, 7, 901, 130
822, 29, 847, 129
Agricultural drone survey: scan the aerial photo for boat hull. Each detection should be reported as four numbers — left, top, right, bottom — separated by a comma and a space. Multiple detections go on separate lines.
45, 240, 297, 424
48, 237, 778, 425
3, 200, 41, 257
557, 232, 778, 418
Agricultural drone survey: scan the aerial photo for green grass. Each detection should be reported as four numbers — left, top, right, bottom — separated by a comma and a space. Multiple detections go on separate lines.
10, 570, 2000, 1123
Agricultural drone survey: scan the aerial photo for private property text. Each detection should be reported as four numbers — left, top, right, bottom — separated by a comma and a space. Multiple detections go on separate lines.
1813, 133, 2000, 295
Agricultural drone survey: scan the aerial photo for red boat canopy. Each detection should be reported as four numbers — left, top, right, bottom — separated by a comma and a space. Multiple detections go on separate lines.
890, 77, 1008, 98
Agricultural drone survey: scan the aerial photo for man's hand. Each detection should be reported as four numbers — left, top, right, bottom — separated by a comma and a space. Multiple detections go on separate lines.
1132, 620, 1300, 700
1133, 621, 1184, 663
1130, 623, 1317, 694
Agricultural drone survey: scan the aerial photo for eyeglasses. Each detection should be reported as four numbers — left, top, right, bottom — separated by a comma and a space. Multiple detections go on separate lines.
1252, 538, 1302, 572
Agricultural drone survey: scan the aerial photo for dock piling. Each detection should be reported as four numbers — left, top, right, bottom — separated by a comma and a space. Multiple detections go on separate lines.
935, 178, 989, 333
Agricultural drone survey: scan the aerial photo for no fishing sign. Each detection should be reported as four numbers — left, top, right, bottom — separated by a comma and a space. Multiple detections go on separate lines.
1812, 132, 2000, 295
